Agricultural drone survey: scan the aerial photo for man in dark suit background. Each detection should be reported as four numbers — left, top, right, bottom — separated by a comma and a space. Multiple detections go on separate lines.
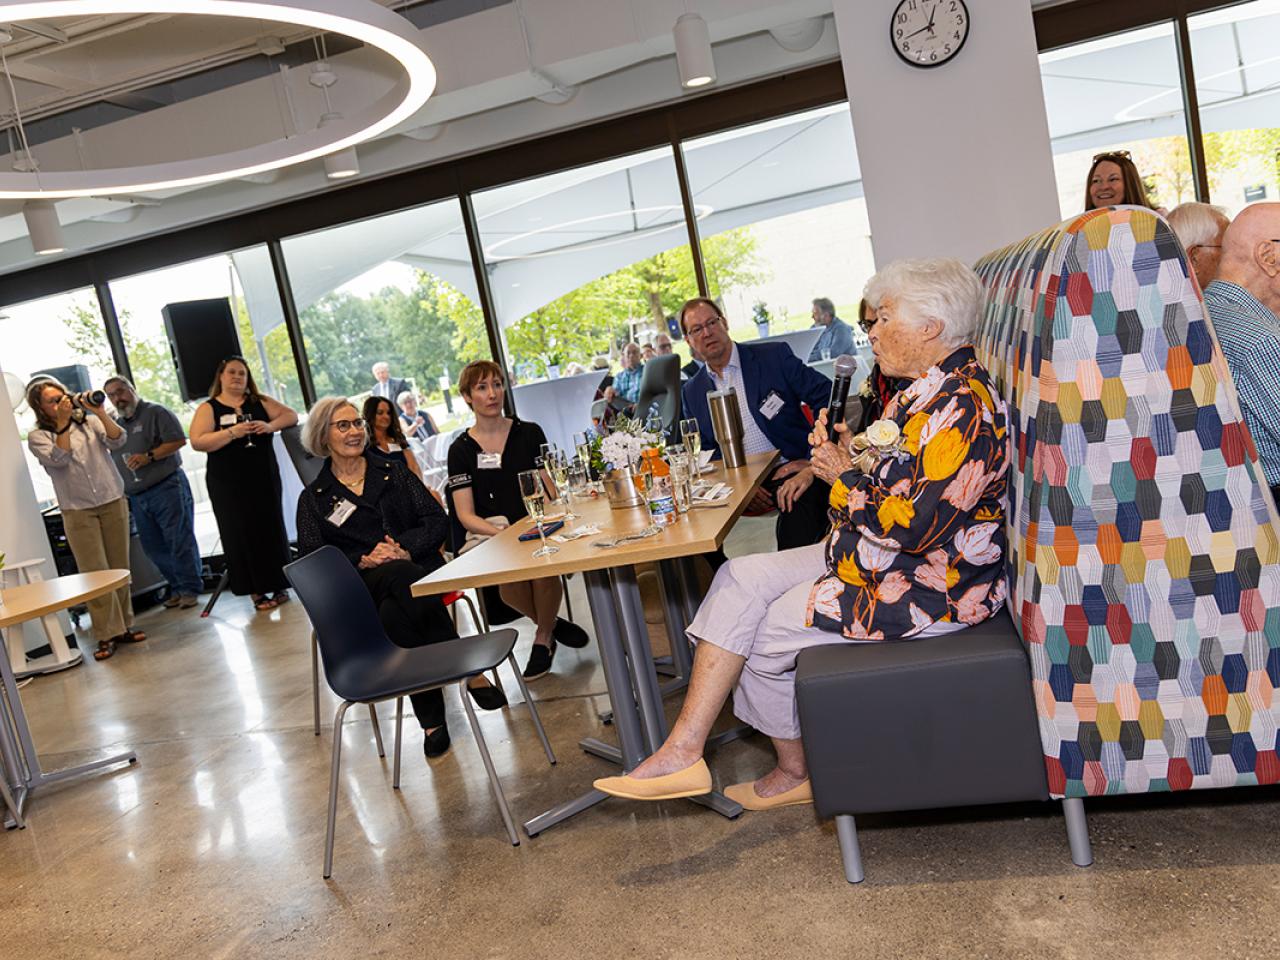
679, 297, 834, 550
371, 361, 411, 402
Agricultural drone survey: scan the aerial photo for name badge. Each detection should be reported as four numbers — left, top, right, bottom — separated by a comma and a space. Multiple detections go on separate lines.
478, 452, 502, 469
132, 425, 143, 434
759, 391, 785, 420
219, 413, 237, 427
387, 443, 402, 452
326, 499, 357, 527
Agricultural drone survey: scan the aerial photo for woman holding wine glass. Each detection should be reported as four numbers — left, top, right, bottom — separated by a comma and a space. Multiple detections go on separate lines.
189, 356, 297, 612
446, 360, 589, 680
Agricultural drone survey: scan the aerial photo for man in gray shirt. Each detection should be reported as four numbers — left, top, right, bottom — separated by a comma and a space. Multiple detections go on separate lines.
105, 377, 203, 608
807, 296, 855, 362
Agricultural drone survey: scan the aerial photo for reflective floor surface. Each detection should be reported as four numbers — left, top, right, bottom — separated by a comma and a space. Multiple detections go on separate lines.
4, 516, 1280, 959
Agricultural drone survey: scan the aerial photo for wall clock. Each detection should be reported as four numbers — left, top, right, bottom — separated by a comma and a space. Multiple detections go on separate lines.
891, 0, 970, 68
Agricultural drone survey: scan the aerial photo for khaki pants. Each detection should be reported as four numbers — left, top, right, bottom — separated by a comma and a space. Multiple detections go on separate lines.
62, 498, 134, 642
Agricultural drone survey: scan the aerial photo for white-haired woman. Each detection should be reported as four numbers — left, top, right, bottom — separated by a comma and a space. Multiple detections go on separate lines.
595, 259, 1012, 810
295, 397, 505, 761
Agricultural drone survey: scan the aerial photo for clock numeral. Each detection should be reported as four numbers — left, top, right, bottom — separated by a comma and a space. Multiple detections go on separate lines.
944, 43, 952, 53
903, 41, 910, 51
950, 0, 958, 10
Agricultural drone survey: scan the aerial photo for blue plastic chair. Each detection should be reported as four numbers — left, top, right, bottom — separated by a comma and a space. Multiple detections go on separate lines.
285, 546, 556, 878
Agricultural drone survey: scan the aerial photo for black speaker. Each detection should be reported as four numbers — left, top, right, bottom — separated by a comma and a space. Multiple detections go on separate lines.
162, 298, 242, 401
33, 363, 92, 393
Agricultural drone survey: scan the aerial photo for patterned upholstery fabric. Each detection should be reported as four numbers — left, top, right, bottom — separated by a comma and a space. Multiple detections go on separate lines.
972, 206, 1280, 799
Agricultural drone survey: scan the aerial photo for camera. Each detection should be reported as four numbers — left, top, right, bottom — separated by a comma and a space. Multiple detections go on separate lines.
70, 389, 107, 409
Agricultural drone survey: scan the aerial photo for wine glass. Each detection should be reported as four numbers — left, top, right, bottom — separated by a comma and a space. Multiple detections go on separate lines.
238, 412, 256, 448
680, 418, 701, 466
547, 449, 575, 520
518, 469, 558, 558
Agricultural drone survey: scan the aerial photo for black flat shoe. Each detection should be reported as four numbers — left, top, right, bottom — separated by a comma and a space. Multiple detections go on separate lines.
467, 680, 508, 711
522, 642, 556, 681
423, 726, 451, 759
553, 617, 590, 648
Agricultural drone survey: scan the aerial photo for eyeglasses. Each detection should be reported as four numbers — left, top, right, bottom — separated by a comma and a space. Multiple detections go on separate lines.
1092, 150, 1131, 162
858, 315, 878, 333
332, 418, 366, 433
684, 316, 725, 340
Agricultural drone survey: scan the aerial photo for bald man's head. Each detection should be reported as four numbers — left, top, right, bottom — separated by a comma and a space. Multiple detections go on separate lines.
1218, 202, 1280, 311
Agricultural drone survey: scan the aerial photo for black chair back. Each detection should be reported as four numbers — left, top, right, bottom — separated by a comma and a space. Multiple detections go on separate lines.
281, 423, 324, 486
634, 354, 682, 440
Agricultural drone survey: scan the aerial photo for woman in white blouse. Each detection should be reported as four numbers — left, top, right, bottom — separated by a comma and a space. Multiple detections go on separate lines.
26, 378, 146, 661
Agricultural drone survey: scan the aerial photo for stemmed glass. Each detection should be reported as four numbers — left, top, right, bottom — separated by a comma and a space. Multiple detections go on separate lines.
546, 448, 575, 520
518, 469, 558, 558
680, 418, 701, 466
238, 411, 256, 448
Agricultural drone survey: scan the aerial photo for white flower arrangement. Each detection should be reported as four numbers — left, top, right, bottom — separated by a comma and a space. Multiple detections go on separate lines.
848, 418, 907, 473
593, 414, 660, 472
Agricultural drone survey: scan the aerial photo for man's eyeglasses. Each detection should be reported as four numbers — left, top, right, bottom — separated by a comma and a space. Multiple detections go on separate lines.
684, 316, 725, 340
332, 418, 366, 433
1092, 149, 1131, 162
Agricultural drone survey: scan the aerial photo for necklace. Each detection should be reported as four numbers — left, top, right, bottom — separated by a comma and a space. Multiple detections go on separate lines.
335, 460, 366, 490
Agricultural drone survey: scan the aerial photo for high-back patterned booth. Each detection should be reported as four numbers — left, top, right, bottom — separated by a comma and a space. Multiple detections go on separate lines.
796, 205, 1280, 884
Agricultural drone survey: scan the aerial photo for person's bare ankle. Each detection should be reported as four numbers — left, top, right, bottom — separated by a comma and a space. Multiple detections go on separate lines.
630, 744, 701, 779
754, 766, 807, 798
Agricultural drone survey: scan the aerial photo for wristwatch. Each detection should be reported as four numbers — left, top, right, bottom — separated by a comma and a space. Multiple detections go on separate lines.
147, 450, 156, 463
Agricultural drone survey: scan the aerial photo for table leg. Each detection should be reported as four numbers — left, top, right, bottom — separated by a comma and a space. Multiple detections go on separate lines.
656, 558, 693, 684
0, 681, 30, 828
522, 568, 643, 838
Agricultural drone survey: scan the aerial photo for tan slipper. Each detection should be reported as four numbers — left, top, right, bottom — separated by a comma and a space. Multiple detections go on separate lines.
594, 758, 712, 801
723, 778, 813, 811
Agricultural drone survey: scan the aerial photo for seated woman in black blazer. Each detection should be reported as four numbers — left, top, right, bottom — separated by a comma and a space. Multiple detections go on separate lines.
297, 396, 505, 760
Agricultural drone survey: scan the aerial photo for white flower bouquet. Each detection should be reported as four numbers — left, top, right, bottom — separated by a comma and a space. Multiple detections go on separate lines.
848, 418, 907, 473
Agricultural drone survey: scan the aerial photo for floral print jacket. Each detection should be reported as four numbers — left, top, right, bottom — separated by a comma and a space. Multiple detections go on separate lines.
807, 346, 1010, 640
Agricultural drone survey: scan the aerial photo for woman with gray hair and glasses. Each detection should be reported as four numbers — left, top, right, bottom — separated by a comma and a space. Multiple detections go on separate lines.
594, 259, 1011, 811
295, 397, 505, 760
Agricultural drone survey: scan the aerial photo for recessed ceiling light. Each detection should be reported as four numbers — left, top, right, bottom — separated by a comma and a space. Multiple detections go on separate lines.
0, 0, 436, 199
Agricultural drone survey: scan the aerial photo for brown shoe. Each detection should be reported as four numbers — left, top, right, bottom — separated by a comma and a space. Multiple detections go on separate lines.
723, 778, 812, 811
116, 628, 146, 643
593, 758, 712, 801
178, 595, 200, 609
94, 640, 117, 661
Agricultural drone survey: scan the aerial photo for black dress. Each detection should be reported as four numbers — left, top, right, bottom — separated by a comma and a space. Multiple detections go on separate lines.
204, 395, 291, 596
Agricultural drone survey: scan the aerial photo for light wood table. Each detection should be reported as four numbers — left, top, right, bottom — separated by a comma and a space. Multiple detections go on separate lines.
413, 451, 779, 837
0, 570, 140, 829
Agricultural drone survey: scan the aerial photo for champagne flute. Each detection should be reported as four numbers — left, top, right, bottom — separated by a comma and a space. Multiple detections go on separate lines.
518, 469, 558, 558
680, 418, 701, 466
238, 412, 256, 448
547, 449, 575, 519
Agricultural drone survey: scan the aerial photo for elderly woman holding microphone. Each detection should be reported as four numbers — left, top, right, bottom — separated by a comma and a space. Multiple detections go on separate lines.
594, 259, 1011, 810
26, 378, 145, 661
296, 397, 506, 760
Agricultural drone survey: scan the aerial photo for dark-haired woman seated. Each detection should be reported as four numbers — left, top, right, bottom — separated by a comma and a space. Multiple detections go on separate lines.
297, 396, 506, 760
363, 394, 425, 484
595, 258, 1011, 810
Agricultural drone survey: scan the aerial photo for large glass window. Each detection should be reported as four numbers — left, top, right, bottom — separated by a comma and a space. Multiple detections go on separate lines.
681, 103, 874, 365
108, 250, 301, 555
1189, 0, 1280, 216
281, 198, 489, 487
1040, 24, 1193, 219
471, 149, 701, 449
1, 288, 116, 508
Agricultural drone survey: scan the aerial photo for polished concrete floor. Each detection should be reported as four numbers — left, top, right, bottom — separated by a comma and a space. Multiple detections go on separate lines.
5, 517, 1280, 959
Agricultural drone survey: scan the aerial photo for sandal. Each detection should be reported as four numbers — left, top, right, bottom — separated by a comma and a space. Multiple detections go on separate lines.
94, 640, 117, 661
252, 595, 278, 612
270, 591, 291, 606
117, 628, 146, 643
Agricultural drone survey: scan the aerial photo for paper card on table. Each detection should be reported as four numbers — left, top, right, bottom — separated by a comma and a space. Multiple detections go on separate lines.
550, 524, 601, 543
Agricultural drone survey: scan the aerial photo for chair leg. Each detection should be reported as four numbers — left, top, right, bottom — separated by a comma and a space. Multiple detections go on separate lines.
393, 697, 404, 790
369, 704, 385, 758
560, 574, 574, 622
835, 815, 865, 884
459, 679, 520, 845
324, 701, 353, 879
311, 630, 321, 737
474, 590, 492, 632
459, 594, 484, 633
508, 652, 555, 766
1063, 797, 1093, 867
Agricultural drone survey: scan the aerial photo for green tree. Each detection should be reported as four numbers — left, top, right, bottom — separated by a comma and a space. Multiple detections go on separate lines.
60, 302, 186, 414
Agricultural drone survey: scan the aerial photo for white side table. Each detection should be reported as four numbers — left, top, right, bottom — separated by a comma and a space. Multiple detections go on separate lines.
1, 559, 83, 678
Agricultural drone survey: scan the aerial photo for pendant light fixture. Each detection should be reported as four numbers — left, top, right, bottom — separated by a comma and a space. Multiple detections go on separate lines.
674, 11, 715, 89
23, 199, 64, 255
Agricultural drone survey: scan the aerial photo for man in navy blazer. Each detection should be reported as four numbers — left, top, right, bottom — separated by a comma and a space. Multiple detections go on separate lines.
680, 297, 834, 550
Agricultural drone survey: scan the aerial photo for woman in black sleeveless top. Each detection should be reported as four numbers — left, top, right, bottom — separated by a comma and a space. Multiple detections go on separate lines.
189, 357, 298, 611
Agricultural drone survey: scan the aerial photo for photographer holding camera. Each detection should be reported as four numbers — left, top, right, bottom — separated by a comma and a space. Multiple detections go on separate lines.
26, 377, 146, 662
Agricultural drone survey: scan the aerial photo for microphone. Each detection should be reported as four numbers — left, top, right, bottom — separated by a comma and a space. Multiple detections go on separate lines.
825, 355, 858, 441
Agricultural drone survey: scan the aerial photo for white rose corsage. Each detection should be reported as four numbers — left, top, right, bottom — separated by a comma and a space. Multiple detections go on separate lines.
848, 418, 906, 473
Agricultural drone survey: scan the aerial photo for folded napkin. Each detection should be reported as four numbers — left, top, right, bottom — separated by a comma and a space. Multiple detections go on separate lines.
550, 524, 602, 543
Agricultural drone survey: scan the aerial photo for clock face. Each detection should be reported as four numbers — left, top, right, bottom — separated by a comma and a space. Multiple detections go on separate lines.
891, 0, 970, 68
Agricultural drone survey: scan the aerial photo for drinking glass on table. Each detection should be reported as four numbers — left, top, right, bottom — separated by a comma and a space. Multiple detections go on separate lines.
680, 418, 701, 465
518, 469, 558, 558
546, 448, 575, 520
568, 461, 590, 501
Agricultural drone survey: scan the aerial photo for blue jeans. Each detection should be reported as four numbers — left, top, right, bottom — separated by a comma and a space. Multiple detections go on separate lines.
129, 471, 203, 597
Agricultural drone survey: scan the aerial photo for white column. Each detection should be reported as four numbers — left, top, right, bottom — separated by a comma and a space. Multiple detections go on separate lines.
0, 364, 69, 655
832, 0, 1061, 266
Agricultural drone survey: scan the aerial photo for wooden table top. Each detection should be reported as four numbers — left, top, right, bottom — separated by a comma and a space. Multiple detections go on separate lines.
0, 569, 131, 629
412, 452, 780, 597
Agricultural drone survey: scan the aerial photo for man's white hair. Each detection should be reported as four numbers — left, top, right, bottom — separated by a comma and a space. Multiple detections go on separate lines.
863, 258, 984, 348
1168, 202, 1229, 251
371, 361, 390, 375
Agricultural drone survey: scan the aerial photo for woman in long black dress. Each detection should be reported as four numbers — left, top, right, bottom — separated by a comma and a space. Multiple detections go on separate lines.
189, 356, 298, 612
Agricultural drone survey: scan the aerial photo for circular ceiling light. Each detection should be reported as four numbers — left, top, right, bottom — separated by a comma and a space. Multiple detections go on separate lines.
0, 0, 436, 199
483, 204, 713, 262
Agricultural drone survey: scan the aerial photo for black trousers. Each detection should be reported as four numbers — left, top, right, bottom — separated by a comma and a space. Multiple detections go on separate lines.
764, 471, 834, 551
360, 560, 458, 730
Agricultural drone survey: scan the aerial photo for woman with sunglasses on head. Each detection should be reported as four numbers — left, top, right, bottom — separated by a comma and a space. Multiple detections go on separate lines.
1084, 150, 1158, 212
296, 397, 505, 759
189, 356, 297, 612
362, 394, 425, 485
